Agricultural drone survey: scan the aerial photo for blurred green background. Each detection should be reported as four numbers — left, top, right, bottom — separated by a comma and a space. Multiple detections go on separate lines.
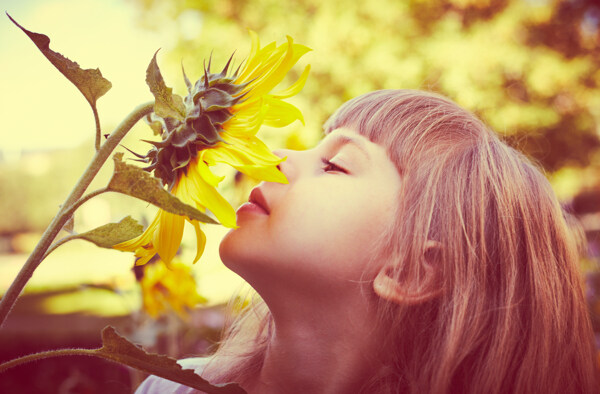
1, 0, 600, 392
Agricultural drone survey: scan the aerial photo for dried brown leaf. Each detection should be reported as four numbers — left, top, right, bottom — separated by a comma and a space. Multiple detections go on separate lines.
97, 326, 245, 393
73, 216, 144, 248
7, 13, 112, 107
108, 153, 217, 224
146, 50, 186, 121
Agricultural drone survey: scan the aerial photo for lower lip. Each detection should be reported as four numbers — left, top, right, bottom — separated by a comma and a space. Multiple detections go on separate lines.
237, 202, 269, 216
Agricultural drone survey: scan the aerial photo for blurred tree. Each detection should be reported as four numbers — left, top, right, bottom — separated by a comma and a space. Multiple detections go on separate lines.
0, 147, 90, 236
129, 0, 600, 176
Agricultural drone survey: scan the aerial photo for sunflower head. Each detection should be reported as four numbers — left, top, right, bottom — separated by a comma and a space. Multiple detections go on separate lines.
141, 56, 247, 188
114, 33, 309, 267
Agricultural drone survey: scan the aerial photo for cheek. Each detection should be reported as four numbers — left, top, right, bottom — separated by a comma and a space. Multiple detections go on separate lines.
267, 185, 392, 279
219, 179, 397, 283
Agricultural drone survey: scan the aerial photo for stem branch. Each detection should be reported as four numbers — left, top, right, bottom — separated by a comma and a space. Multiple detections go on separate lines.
41, 187, 110, 259
62, 186, 110, 220
41, 234, 79, 260
0, 348, 96, 373
0, 102, 154, 328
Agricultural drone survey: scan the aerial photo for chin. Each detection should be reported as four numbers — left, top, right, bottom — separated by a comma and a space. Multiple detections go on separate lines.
219, 227, 262, 272
219, 234, 263, 292
219, 227, 289, 288
218, 228, 238, 269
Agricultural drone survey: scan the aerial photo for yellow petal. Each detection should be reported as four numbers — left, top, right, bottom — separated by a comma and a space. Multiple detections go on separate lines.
245, 39, 311, 98
271, 64, 311, 99
230, 95, 263, 114
263, 96, 305, 127
189, 158, 224, 187
221, 133, 285, 165
175, 177, 208, 215
173, 176, 194, 207
187, 169, 237, 228
238, 163, 288, 183
224, 100, 266, 136
238, 41, 284, 86
237, 30, 262, 82
191, 220, 207, 263
204, 141, 288, 184
135, 250, 157, 266
113, 212, 160, 251
153, 210, 185, 265
289, 42, 312, 65
242, 37, 295, 98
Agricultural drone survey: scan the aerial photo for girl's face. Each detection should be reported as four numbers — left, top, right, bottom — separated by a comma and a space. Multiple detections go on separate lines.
220, 127, 402, 296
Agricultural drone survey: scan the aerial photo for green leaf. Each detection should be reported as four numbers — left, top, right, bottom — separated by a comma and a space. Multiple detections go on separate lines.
7, 13, 112, 108
146, 50, 186, 121
108, 153, 217, 224
72, 216, 144, 248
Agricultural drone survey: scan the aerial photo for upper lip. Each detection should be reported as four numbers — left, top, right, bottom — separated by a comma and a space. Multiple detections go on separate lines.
249, 187, 270, 214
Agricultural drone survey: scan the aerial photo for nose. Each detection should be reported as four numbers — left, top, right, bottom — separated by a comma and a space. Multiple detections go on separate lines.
273, 149, 286, 169
273, 148, 296, 181
273, 148, 287, 158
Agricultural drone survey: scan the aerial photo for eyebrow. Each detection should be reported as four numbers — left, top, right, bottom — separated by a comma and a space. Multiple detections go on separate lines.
328, 134, 370, 160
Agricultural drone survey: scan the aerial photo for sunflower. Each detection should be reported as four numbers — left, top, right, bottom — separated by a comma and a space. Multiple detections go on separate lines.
139, 258, 206, 319
114, 32, 310, 266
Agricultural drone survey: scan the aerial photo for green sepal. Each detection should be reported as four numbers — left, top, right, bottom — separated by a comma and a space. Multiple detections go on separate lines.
145, 113, 165, 136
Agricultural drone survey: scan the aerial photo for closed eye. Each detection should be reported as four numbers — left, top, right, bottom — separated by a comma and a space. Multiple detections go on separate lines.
321, 158, 348, 174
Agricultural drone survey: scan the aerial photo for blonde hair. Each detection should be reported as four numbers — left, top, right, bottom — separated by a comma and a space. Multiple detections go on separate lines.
206, 90, 599, 393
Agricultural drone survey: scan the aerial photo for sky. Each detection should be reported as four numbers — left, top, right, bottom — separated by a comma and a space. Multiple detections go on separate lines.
0, 0, 178, 156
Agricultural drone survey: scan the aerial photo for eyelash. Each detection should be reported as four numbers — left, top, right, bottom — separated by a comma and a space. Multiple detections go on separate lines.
321, 158, 347, 174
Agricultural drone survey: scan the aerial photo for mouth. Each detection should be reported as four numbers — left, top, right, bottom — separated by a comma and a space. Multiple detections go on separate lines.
247, 187, 270, 214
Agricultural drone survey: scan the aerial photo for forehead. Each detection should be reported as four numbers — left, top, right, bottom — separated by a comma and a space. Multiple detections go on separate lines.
323, 127, 400, 169
322, 127, 369, 146
321, 128, 371, 152
325, 127, 404, 176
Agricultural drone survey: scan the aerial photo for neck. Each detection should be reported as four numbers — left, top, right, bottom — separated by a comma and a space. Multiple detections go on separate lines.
244, 285, 382, 394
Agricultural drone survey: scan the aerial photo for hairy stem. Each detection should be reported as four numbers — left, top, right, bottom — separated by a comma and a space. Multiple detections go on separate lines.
41, 234, 79, 261
0, 348, 96, 373
62, 186, 110, 221
0, 102, 154, 328
41, 187, 110, 259
93, 105, 102, 151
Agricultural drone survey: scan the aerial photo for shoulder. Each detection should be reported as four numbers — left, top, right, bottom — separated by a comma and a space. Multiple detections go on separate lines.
134, 357, 212, 394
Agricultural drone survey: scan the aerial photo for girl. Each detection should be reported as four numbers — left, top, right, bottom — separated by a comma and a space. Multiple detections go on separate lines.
137, 89, 599, 393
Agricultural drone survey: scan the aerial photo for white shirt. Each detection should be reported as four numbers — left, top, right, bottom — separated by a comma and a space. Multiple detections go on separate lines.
134, 357, 211, 394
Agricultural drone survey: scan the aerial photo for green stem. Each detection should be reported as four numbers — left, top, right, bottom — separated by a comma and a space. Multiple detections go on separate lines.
0, 348, 96, 373
0, 102, 154, 329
